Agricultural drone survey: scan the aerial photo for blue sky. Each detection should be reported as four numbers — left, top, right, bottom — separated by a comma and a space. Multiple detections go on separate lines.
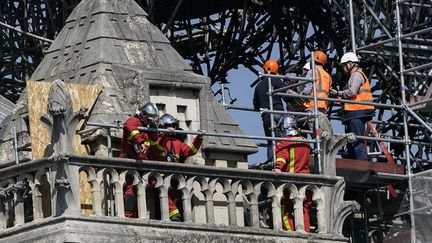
224, 67, 265, 165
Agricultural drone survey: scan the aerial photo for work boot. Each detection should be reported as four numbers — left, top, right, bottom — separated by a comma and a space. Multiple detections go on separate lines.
170, 214, 182, 222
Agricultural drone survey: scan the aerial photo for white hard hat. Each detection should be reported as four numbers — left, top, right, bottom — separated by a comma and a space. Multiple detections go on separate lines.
340, 52, 359, 64
302, 62, 311, 70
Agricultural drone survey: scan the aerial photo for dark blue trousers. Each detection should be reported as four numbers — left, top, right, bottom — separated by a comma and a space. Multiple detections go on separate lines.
345, 118, 368, 160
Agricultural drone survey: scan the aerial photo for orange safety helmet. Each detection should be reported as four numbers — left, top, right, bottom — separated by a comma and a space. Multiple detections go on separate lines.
263, 60, 279, 74
313, 50, 328, 65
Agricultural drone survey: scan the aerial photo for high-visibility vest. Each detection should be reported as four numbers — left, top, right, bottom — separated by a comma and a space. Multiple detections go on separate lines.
344, 70, 375, 111
304, 68, 332, 110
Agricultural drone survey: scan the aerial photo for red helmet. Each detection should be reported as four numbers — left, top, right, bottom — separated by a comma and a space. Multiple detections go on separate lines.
263, 60, 279, 74
313, 50, 328, 65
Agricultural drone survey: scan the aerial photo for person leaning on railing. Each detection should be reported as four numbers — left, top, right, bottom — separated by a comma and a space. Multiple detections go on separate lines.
273, 115, 313, 232
119, 102, 159, 218
119, 102, 159, 160
330, 52, 375, 161
152, 113, 205, 222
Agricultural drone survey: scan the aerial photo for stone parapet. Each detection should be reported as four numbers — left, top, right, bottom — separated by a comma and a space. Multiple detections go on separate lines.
0, 154, 358, 242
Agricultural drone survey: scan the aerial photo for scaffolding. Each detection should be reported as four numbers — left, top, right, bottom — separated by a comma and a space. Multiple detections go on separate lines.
348, 0, 432, 241
2, 0, 432, 241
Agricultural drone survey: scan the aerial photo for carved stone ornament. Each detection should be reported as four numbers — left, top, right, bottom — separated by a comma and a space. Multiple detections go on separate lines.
40, 79, 85, 216
41, 79, 87, 156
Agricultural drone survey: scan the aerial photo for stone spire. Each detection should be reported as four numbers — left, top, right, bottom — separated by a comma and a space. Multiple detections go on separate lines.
0, 0, 257, 163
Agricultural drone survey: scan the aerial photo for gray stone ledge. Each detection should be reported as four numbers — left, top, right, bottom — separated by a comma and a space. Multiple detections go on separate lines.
0, 215, 348, 243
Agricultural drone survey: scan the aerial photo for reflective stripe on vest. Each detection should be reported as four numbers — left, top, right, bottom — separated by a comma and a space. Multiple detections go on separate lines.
169, 208, 180, 217
344, 70, 375, 111
127, 130, 140, 141
190, 145, 198, 154
276, 158, 286, 164
304, 68, 331, 109
143, 140, 158, 147
289, 146, 295, 173
281, 205, 293, 231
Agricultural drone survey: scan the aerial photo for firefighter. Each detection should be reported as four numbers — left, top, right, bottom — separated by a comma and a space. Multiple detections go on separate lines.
157, 113, 204, 221
158, 113, 204, 163
330, 52, 375, 160
273, 115, 313, 232
253, 59, 286, 163
119, 102, 159, 160
119, 102, 159, 218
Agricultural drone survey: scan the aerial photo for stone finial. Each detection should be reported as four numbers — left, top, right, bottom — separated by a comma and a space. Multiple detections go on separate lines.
40, 79, 87, 156
40, 79, 85, 216
320, 130, 356, 176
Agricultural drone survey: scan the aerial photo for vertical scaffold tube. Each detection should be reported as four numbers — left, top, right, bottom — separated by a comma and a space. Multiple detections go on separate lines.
310, 53, 322, 174
268, 76, 277, 165
348, 0, 357, 52
395, 1, 415, 242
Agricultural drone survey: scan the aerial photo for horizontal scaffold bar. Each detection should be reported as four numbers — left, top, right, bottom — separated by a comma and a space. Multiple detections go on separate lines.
357, 27, 432, 51
85, 122, 317, 143
258, 72, 314, 83
275, 92, 403, 109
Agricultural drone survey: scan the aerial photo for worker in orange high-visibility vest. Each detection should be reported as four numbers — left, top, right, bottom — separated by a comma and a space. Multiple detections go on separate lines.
156, 113, 204, 221
302, 50, 332, 114
299, 51, 333, 137
119, 102, 159, 218
330, 52, 375, 160
273, 115, 313, 232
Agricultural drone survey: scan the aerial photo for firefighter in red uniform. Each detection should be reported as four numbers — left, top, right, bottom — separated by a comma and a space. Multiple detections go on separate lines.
273, 115, 313, 232
119, 102, 159, 218
155, 113, 204, 221
158, 114, 204, 163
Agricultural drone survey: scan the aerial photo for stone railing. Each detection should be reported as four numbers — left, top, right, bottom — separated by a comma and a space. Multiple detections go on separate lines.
0, 154, 358, 238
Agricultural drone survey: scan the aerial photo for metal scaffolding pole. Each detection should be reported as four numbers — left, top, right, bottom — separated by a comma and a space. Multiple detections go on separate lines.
85, 122, 317, 144
348, 0, 356, 52
357, 27, 432, 51
267, 74, 277, 165
271, 80, 312, 94
259, 73, 314, 82
310, 53, 322, 174
224, 104, 312, 117
395, 1, 415, 242
275, 92, 403, 110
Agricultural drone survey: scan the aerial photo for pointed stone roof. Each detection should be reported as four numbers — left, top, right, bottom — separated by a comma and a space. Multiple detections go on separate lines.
0, 95, 13, 126
0, 0, 257, 162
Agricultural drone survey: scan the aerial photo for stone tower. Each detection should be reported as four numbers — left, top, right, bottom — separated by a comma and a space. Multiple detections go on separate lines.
0, 0, 257, 166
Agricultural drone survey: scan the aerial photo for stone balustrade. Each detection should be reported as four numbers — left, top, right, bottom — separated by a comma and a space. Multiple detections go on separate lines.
0, 154, 358, 241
